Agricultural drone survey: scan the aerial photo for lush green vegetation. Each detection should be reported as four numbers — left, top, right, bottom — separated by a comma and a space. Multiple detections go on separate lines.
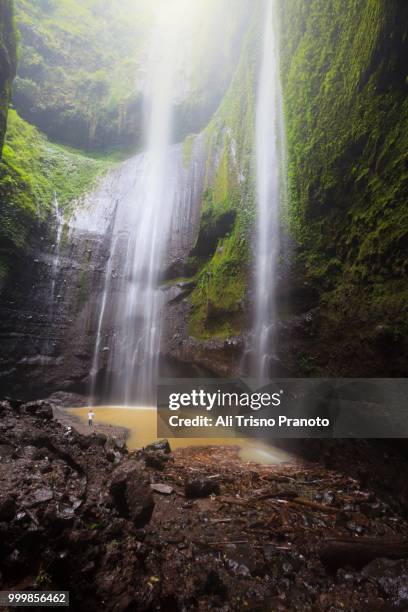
13, 0, 253, 152
187, 9, 260, 340
13, 0, 152, 151
0, 0, 16, 151
280, 0, 408, 374
0, 110, 114, 281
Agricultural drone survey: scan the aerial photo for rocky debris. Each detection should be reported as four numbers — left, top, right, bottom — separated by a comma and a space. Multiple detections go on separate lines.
143, 439, 172, 470
362, 558, 408, 608
145, 439, 171, 454
105, 437, 127, 464
109, 460, 154, 526
185, 476, 221, 498
21, 399, 54, 420
2, 398, 408, 610
150, 483, 174, 495
143, 450, 171, 471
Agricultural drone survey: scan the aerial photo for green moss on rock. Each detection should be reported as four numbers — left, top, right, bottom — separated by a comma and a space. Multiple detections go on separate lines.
0, 109, 114, 282
280, 0, 408, 374
187, 6, 260, 341
0, 0, 17, 153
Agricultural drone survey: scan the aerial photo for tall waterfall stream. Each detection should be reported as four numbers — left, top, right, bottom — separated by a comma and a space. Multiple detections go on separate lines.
84, 3, 205, 406
251, 0, 286, 377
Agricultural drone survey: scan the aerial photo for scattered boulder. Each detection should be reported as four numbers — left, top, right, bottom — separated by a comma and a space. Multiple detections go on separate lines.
185, 477, 220, 499
145, 439, 171, 454
109, 460, 154, 527
142, 439, 172, 470
144, 450, 171, 471
105, 438, 125, 464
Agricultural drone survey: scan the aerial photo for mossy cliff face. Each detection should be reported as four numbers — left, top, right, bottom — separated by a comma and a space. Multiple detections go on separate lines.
279, 0, 408, 376
13, 0, 253, 152
0, 0, 16, 152
163, 6, 262, 375
0, 110, 114, 285
175, 0, 408, 377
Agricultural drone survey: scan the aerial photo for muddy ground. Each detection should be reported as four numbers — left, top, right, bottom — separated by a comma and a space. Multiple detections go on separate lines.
1, 398, 408, 611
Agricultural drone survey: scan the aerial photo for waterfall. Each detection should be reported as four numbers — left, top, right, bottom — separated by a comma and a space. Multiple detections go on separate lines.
251, 0, 286, 378
43, 193, 63, 357
49, 193, 63, 309
88, 2, 204, 406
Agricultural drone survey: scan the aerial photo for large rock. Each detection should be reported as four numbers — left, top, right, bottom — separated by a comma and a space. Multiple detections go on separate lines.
109, 460, 154, 527
145, 439, 171, 454
143, 451, 171, 471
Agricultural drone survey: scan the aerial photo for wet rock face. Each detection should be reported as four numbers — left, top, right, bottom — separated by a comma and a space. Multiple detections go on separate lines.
0, 137, 208, 400
0, 219, 110, 399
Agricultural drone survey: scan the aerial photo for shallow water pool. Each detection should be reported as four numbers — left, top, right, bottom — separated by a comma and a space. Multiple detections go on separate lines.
67, 406, 293, 465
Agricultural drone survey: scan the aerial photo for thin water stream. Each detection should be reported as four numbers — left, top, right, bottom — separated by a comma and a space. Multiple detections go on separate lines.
251, 0, 286, 377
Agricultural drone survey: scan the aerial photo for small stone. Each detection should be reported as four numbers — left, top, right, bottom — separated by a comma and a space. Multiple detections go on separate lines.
150, 483, 173, 495
323, 491, 335, 504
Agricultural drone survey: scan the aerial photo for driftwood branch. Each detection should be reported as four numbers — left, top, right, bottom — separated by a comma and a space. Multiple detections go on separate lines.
290, 497, 338, 514
320, 537, 408, 571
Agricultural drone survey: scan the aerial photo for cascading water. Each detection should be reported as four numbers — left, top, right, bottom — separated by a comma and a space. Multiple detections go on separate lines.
49, 194, 64, 309
251, 0, 286, 378
42, 193, 64, 358
88, 2, 204, 406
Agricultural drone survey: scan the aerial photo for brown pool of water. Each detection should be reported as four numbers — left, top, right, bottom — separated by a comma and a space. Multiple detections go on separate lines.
67, 406, 293, 465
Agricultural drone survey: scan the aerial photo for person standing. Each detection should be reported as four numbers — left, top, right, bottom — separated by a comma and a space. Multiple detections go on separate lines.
88, 409, 95, 427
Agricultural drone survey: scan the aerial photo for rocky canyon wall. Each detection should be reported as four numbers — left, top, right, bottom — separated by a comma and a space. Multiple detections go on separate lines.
0, 0, 16, 153
279, 0, 408, 376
